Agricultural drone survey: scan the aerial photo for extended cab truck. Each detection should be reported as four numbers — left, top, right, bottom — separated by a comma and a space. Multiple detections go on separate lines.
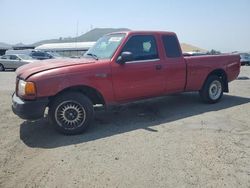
12, 31, 240, 134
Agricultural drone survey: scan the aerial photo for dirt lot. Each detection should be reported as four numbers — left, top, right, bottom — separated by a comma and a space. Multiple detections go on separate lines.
0, 67, 250, 188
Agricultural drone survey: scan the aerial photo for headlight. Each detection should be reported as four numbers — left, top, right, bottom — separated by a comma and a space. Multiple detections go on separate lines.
17, 80, 36, 97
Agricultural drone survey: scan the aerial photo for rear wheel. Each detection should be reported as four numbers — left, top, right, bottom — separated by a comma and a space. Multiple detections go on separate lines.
0, 64, 5, 71
48, 92, 94, 135
199, 75, 223, 103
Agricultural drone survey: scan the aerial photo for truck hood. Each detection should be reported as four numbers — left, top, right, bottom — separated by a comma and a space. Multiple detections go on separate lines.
16, 58, 95, 79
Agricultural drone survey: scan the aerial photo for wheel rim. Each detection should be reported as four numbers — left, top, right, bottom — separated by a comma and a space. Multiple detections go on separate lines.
0, 65, 3, 71
55, 100, 86, 130
209, 80, 222, 100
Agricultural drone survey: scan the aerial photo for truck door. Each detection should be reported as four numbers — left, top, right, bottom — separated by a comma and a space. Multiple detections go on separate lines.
111, 35, 165, 101
161, 35, 186, 93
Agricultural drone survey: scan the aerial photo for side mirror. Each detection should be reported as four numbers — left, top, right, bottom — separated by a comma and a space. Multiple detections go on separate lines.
117, 52, 133, 64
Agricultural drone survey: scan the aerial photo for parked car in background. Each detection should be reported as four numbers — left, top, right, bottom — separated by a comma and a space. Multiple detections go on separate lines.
46, 51, 64, 59
5, 49, 32, 56
0, 54, 36, 71
35, 42, 95, 58
30, 50, 55, 60
239, 53, 250, 66
5, 49, 59, 60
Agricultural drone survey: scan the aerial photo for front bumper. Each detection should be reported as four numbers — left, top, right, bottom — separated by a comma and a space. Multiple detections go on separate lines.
12, 93, 49, 120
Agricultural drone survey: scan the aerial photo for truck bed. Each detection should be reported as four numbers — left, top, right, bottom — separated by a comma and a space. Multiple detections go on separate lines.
184, 54, 240, 91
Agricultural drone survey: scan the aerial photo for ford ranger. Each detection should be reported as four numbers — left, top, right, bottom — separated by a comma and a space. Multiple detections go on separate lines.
12, 31, 240, 134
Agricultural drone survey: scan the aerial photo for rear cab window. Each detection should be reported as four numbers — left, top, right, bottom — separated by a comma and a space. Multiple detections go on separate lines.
121, 35, 159, 62
162, 35, 182, 58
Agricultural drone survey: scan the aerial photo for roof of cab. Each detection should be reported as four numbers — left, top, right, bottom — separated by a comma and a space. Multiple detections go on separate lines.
107, 30, 176, 36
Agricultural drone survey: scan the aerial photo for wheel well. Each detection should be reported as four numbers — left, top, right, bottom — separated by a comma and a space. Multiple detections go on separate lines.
206, 69, 228, 92
49, 86, 105, 106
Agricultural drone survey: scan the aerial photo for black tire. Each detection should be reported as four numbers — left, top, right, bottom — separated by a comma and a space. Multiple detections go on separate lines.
199, 75, 224, 104
48, 92, 94, 135
0, 64, 5, 71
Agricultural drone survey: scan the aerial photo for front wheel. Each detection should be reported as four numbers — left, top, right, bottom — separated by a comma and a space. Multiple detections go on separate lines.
48, 92, 94, 135
0, 64, 5, 71
199, 75, 224, 103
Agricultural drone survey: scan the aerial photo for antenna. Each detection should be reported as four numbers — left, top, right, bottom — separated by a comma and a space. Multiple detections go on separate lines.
75, 20, 79, 56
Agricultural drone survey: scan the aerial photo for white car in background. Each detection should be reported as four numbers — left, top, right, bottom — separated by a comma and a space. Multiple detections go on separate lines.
240, 53, 250, 66
0, 54, 36, 71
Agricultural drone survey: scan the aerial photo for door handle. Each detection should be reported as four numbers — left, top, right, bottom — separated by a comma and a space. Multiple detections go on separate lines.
155, 64, 162, 70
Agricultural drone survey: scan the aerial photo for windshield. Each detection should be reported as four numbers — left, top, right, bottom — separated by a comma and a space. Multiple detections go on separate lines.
84, 33, 126, 59
17, 54, 34, 60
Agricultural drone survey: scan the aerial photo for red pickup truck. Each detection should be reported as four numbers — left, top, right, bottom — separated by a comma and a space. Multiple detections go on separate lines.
12, 31, 240, 134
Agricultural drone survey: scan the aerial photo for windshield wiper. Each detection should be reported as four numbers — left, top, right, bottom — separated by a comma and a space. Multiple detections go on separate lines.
86, 53, 98, 60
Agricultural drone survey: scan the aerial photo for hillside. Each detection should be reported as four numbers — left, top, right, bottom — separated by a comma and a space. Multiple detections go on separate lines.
33, 28, 206, 52
180, 43, 207, 52
76, 28, 130, 42
1, 28, 207, 52
33, 28, 130, 46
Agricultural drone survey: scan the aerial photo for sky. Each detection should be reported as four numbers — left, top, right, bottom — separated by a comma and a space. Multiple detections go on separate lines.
0, 0, 249, 52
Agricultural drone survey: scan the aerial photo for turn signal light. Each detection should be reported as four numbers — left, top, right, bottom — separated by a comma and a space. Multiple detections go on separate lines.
25, 82, 36, 95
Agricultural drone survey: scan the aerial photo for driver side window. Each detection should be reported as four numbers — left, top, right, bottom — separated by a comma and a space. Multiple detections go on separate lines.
121, 35, 159, 62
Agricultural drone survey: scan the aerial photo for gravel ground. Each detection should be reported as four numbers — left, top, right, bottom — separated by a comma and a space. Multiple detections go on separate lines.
0, 67, 249, 188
